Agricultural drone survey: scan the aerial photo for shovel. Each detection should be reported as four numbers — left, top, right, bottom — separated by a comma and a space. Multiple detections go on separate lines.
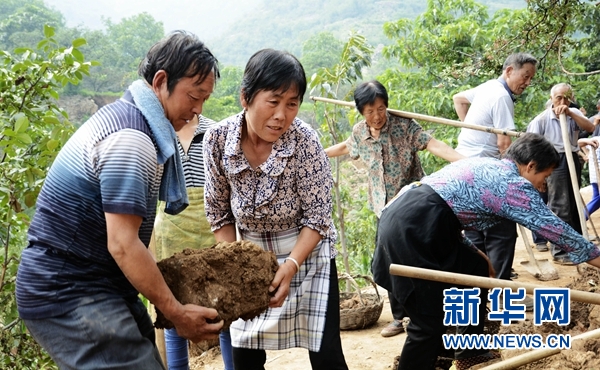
559, 113, 589, 241
517, 224, 559, 281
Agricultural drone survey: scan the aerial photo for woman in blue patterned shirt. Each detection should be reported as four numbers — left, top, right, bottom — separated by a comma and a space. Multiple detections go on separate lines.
372, 133, 600, 370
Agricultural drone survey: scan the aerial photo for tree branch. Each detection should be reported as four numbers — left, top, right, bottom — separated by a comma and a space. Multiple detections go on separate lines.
558, 42, 600, 76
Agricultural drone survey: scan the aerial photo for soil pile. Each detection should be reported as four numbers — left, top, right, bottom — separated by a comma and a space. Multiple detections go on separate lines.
499, 264, 600, 369
154, 240, 278, 329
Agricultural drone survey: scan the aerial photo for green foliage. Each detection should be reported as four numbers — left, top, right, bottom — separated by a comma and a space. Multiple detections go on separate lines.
310, 32, 375, 275
335, 178, 378, 276
202, 66, 244, 121
79, 13, 164, 93
379, 0, 600, 138
210, 0, 434, 67
0, 323, 57, 369
301, 32, 344, 77
0, 25, 91, 368
0, 1, 65, 51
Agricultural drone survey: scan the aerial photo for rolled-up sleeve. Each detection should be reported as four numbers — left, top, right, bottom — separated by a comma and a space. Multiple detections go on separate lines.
202, 126, 235, 231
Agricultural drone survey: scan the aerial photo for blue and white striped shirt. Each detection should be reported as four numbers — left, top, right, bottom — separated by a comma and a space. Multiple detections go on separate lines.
16, 91, 163, 319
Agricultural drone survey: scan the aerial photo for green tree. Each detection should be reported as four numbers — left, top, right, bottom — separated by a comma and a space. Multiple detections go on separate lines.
309, 31, 375, 276
301, 31, 344, 77
0, 25, 91, 368
377, 0, 600, 174
380, 0, 600, 132
202, 66, 244, 121
80, 13, 164, 93
0, 1, 65, 51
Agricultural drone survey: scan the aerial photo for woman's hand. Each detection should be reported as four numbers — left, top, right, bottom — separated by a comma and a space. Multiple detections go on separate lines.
268, 260, 297, 307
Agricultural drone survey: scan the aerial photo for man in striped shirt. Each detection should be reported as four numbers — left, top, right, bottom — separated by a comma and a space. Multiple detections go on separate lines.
16, 31, 222, 369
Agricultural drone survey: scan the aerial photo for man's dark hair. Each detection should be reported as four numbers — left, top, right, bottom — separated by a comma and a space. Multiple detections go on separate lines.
503, 52, 538, 71
138, 30, 219, 93
504, 133, 559, 172
354, 80, 389, 114
241, 49, 306, 105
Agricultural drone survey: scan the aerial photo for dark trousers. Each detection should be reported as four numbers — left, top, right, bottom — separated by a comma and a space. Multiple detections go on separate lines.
372, 184, 490, 370
398, 276, 489, 370
231, 259, 348, 370
464, 218, 517, 281
547, 153, 582, 258
377, 218, 407, 321
389, 291, 406, 320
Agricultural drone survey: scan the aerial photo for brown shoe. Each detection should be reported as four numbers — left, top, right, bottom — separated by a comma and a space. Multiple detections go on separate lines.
380, 319, 404, 337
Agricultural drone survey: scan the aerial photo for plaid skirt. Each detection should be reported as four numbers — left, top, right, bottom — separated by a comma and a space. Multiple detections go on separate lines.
230, 226, 332, 352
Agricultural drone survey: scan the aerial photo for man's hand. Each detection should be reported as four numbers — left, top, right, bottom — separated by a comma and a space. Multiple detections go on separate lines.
578, 137, 600, 149
106, 213, 223, 342
553, 104, 570, 116
169, 304, 223, 343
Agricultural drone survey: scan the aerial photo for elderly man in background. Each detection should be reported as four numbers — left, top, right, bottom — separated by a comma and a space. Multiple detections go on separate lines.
526, 83, 594, 265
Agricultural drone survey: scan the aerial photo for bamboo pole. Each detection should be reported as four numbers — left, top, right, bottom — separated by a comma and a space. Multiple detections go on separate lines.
388, 264, 600, 305
480, 327, 600, 370
559, 113, 589, 241
310, 96, 522, 138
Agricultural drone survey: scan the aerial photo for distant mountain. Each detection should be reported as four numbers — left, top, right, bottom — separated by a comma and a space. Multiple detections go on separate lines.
209, 0, 526, 66
210, 0, 421, 66
43, 0, 261, 40
43, 0, 526, 67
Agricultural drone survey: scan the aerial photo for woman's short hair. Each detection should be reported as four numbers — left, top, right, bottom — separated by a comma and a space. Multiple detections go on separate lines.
241, 49, 306, 105
138, 30, 219, 93
504, 133, 560, 172
354, 80, 389, 114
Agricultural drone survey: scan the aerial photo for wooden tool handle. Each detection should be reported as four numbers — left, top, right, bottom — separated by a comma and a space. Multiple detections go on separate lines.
388, 264, 600, 305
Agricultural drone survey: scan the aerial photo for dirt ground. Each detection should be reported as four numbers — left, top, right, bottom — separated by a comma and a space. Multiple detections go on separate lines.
186, 187, 600, 370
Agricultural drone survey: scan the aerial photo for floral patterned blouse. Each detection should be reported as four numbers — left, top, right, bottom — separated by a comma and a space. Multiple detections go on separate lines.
203, 111, 336, 241
346, 113, 431, 216
421, 157, 600, 264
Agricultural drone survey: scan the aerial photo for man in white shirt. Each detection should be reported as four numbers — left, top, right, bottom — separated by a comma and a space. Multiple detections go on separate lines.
453, 53, 537, 289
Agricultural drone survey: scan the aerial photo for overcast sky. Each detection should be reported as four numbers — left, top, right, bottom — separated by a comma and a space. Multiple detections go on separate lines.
43, 0, 260, 42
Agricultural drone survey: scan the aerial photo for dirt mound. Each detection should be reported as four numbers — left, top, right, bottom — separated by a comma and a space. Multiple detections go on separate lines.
154, 240, 278, 329
499, 264, 600, 369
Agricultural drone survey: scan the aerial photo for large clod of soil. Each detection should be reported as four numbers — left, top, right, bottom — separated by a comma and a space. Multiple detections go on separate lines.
154, 240, 278, 330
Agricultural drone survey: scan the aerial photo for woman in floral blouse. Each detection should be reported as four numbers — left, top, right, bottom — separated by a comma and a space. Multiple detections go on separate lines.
203, 48, 348, 370
325, 80, 465, 338
373, 133, 600, 370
